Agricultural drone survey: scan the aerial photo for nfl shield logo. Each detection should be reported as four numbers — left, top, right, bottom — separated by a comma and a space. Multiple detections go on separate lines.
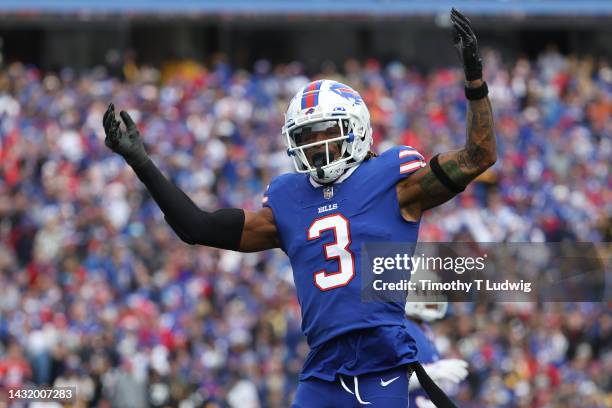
323, 186, 334, 200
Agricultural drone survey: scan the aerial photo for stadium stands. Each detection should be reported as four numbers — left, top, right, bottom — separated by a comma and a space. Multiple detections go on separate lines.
2, 0, 612, 15
0, 50, 610, 406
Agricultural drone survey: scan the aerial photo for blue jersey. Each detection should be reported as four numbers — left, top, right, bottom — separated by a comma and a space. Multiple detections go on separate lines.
406, 319, 440, 407
264, 146, 426, 380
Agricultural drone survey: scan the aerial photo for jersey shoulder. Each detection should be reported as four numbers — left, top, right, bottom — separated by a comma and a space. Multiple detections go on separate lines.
368, 145, 426, 180
262, 172, 304, 208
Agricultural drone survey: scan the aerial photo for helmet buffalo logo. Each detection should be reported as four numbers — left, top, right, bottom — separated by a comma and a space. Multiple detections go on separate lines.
330, 82, 363, 105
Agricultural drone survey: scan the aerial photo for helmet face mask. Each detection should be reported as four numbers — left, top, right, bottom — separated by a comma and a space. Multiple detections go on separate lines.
283, 80, 372, 184
405, 269, 448, 322
287, 118, 355, 180
405, 300, 449, 322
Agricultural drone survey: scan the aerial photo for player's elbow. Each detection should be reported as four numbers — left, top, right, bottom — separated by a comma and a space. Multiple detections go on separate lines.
165, 215, 199, 245
474, 145, 497, 173
480, 151, 497, 171
165, 209, 245, 250
166, 211, 215, 246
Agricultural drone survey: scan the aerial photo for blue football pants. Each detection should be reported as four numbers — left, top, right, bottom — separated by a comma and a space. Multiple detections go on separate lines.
291, 365, 411, 408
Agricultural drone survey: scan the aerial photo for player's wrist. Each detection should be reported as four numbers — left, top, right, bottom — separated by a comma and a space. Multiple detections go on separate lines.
465, 78, 483, 88
126, 153, 150, 169
463, 64, 483, 82
464, 81, 488, 100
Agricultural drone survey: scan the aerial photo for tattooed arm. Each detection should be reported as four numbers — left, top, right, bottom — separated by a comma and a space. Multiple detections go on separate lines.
396, 78, 496, 222
395, 9, 496, 222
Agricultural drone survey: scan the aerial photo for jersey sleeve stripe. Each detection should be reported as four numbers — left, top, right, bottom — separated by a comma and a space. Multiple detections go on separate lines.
262, 184, 271, 207
400, 160, 426, 174
399, 153, 425, 164
399, 149, 424, 161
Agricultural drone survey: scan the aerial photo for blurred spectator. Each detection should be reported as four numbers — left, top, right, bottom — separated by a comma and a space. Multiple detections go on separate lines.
0, 49, 609, 407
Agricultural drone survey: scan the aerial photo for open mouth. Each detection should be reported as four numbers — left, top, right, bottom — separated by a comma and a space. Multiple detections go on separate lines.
312, 152, 328, 168
308, 145, 341, 168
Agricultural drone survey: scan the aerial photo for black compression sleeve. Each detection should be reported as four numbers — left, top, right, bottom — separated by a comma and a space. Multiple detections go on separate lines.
132, 159, 245, 250
429, 154, 466, 194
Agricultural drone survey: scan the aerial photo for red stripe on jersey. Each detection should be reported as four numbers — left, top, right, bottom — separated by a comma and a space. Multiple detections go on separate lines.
399, 149, 424, 161
400, 160, 424, 174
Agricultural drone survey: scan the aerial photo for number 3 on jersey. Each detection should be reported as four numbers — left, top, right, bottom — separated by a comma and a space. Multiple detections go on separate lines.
307, 214, 356, 291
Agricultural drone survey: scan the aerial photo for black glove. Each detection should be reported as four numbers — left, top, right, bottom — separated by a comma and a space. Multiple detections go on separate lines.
451, 8, 483, 81
103, 103, 150, 168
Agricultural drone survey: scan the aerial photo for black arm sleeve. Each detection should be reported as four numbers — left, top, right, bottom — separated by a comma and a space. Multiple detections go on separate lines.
132, 159, 245, 250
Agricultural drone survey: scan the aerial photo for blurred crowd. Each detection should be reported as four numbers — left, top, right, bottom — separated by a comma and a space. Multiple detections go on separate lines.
0, 48, 610, 407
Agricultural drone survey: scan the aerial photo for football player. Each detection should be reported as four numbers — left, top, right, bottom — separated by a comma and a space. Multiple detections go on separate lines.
405, 294, 469, 407
103, 9, 494, 407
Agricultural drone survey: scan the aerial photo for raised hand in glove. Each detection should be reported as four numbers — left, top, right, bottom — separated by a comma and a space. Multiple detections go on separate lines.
103, 103, 150, 168
451, 8, 483, 81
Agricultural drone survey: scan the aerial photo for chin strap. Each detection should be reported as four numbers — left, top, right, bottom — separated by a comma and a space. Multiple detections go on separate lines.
309, 163, 362, 187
